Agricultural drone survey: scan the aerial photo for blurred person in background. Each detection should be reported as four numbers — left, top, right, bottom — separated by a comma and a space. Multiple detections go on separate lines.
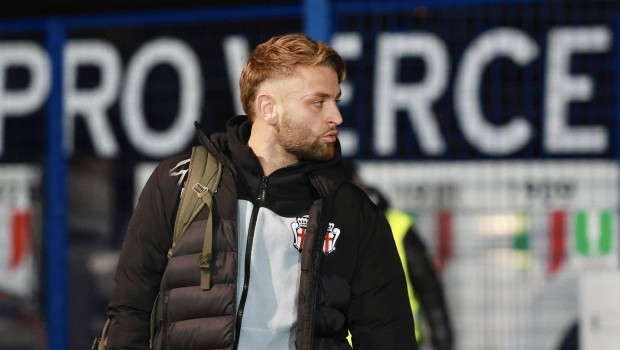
102, 33, 417, 350
556, 322, 578, 350
344, 162, 455, 350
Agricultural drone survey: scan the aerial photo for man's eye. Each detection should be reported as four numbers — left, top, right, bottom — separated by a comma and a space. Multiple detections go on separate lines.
314, 101, 324, 107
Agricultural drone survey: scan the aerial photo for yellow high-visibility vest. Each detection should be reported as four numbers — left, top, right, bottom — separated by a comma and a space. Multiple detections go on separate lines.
385, 208, 421, 341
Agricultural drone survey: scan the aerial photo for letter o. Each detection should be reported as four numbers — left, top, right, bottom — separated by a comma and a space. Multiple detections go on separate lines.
121, 37, 202, 157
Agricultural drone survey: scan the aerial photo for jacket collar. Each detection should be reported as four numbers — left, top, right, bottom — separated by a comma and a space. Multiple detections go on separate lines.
199, 115, 345, 215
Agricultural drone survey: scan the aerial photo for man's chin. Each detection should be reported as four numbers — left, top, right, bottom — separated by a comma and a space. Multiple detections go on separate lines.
296, 144, 336, 162
311, 145, 336, 161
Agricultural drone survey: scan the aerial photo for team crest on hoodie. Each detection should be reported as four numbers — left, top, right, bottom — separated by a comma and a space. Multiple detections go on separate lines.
291, 215, 341, 254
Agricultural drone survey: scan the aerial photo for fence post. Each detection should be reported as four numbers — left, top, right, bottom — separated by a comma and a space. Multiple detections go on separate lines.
45, 16, 68, 350
303, 0, 332, 43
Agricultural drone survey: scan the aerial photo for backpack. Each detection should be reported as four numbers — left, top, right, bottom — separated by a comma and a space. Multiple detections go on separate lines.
92, 145, 223, 350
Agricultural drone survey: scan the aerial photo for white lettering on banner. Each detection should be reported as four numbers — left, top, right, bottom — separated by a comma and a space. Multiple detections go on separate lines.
544, 26, 611, 153
121, 37, 202, 157
223, 35, 249, 116
332, 31, 362, 105
0, 42, 50, 156
0, 26, 613, 158
65, 40, 121, 156
455, 28, 538, 155
374, 32, 449, 156
332, 32, 362, 157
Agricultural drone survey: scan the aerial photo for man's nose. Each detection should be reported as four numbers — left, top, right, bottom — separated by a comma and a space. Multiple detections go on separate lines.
328, 104, 343, 126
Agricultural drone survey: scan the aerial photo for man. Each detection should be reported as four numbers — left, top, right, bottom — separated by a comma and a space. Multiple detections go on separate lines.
105, 33, 416, 349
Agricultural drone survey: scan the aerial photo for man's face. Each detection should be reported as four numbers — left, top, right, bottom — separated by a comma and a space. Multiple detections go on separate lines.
273, 65, 343, 162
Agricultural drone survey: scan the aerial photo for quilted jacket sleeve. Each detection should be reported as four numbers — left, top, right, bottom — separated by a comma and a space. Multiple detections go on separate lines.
347, 200, 418, 350
105, 155, 185, 349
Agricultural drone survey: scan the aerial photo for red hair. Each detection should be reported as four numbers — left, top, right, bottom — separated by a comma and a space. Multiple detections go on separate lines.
239, 33, 346, 120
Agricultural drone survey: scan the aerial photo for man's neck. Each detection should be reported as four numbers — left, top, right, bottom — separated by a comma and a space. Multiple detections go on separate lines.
248, 131, 298, 176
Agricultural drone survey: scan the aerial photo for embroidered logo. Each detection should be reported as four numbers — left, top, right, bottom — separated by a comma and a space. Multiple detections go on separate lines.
169, 157, 190, 198
291, 216, 308, 252
323, 222, 341, 254
169, 158, 190, 186
291, 215, 341, 254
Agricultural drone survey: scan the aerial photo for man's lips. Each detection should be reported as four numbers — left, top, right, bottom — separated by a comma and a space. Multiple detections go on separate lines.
323, 131, 338, 142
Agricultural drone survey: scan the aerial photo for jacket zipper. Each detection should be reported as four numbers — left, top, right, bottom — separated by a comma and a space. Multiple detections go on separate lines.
299, 175, 329, 350
233, 175, 269, 349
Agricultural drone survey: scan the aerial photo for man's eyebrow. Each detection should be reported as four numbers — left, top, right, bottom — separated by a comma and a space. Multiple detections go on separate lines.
311, 91, 342, 99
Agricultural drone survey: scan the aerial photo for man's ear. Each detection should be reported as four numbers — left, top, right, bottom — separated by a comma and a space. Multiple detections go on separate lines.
256, 94, 277, 126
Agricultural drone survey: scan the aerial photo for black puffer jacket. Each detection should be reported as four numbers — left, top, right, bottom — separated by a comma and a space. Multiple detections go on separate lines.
106, 116, 417, 349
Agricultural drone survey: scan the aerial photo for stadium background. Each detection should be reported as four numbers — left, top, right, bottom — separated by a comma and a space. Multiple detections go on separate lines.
0, 0, 618, 349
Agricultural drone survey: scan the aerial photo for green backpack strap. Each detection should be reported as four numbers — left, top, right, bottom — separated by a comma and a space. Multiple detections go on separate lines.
170, 145, 222, 290
91, 318, 110, 350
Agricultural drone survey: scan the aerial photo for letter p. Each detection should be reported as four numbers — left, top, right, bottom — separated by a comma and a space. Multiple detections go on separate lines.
0, 42, 50, 156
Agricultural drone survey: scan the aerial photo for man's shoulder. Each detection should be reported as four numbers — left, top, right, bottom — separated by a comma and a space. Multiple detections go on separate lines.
149, 151, 192, 191
336, 180, 367, 198
334, 180, 383, 216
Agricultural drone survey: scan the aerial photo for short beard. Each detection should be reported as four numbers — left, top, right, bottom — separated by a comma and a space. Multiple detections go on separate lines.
286, 141, 336, 162
276, 117, 337, 162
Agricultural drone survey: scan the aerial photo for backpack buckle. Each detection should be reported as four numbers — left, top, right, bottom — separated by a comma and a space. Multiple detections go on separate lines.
198, 252, 212, 271
193, 183, 213, 198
